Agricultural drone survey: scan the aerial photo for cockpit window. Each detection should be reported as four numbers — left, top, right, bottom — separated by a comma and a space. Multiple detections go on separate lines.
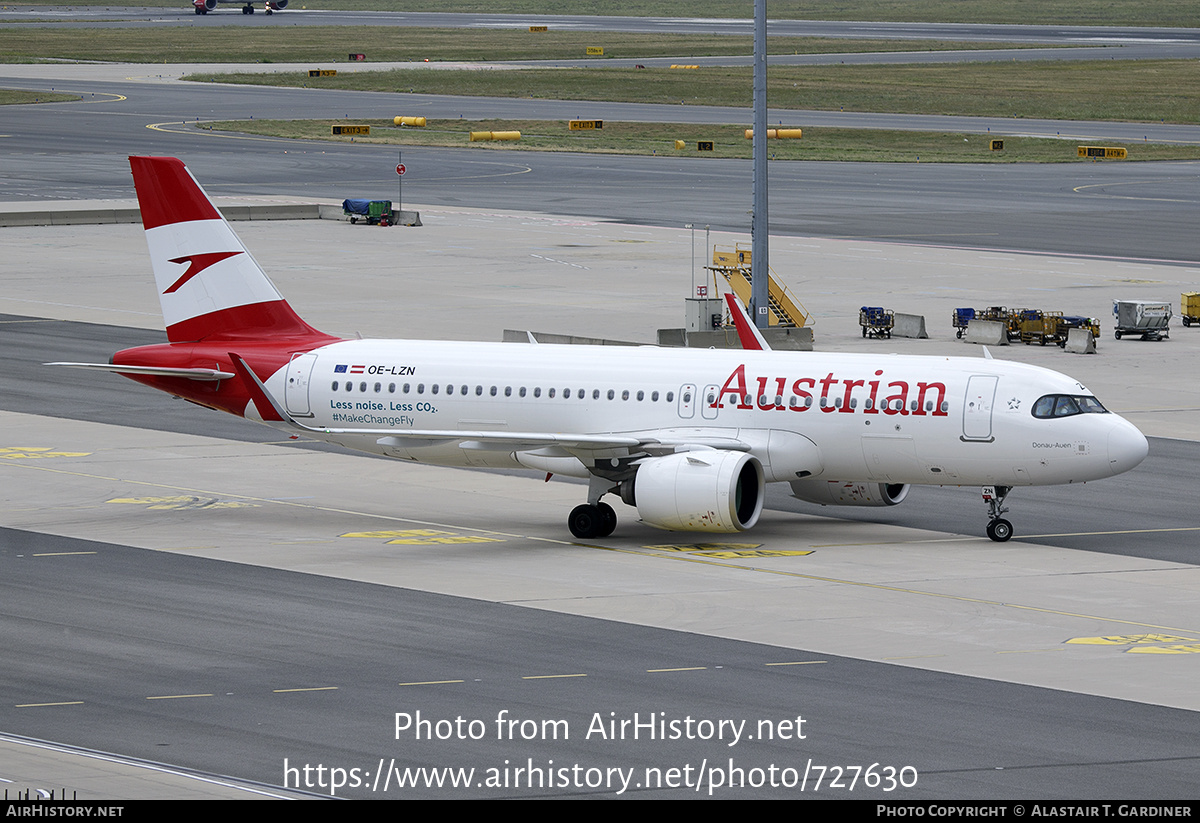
1032, 394, 1108, 419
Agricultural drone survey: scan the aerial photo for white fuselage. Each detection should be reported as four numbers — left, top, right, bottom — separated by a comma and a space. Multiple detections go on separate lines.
258, 340, 1148, 489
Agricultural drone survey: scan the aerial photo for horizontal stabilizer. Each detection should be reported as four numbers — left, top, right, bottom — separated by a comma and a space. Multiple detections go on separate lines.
47, 362, 235, 381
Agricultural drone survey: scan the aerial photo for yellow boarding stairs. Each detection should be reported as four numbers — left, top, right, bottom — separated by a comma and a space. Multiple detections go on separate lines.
709, 244, 811, 328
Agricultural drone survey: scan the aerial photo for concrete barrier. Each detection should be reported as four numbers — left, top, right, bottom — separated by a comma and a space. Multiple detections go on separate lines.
964, 319, 1009, 345
892, 312, 928, 339
1064, 327, 1097, 353
659, 326, 814, 350
504, 330, 638, 346
47, 208, 141, 226
0, 201, 326, 227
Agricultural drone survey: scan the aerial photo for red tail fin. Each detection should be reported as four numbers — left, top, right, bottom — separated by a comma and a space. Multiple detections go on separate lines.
129, 156, 333, 345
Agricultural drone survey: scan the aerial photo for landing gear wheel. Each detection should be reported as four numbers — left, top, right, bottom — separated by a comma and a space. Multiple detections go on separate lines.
986, 518, 1013, 542
596, 502, 617, 537
568, 504, 602, 539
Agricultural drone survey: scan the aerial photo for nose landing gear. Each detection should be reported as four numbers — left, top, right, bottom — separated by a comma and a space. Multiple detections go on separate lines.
982, 485, 1013, 542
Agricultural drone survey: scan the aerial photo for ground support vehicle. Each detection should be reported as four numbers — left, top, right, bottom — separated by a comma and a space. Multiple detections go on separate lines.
1056, 316, 1101, 347
859, 306, 894, 339
953, 308, 975, 338
1017, 309, 1066, 346
1182, 293, 1200, 327
342, 199, 393, 226
1113, 299, 1171, 341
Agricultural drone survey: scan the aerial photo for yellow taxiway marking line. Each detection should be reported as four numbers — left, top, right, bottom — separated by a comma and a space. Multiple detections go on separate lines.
764, 660, 827, 667
147, 121, 280, 142
31, 551, 97, 557
647, 667, 706, 673
146, 693, 213, 700
17, 90, 127, 105
15, 701, 84, 708
521, 673, 587, 680
399, 680, 464, 686
11, 461, 1200, 638
273, 686, 338, 693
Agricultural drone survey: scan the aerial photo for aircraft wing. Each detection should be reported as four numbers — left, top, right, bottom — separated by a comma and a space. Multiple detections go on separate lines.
324, 429, 752, 455
373, 431, 644, 452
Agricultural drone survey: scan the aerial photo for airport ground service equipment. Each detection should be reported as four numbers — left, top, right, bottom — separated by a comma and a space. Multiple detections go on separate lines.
709, 245, 810, 328
1182, 292, 1200, 327
953, 308, 975, 338
1113, 299, 1171, 341
342, 199, 393, 226
1015, 309, 1065, 346
859, 306, 894, 339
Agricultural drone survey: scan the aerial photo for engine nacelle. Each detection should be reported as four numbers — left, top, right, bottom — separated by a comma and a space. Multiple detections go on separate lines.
623, 451, 764, 533
789, 479, 910, 507
266, 0, 288, 9
194, 0, 217, 9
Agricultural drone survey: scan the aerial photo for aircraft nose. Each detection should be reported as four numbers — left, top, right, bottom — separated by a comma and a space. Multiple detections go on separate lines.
1108, 419, 1148, 475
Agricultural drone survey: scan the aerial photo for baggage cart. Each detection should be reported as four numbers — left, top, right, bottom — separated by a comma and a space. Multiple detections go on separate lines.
952, 307, 975, 338
342, 198, 393, 226
1017, 309, 1065, 346
1056, 316, 1101, 347
1113, 299, 1170, 340
859, 306, 894, 339
1182, 292, 1200, 327
1004, 307, 1032, 342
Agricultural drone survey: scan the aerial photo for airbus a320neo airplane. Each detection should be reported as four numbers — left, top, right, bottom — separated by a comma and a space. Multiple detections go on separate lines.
191, 0, 286, 15
54, 157, 1149, 542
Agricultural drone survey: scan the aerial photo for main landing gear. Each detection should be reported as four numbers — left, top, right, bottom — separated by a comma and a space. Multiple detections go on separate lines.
569, 502, 617, 539
982, 485, 1013, 542
568, 475, 622, 539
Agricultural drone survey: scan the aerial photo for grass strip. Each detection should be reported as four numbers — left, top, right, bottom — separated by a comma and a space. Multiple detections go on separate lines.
0, 27, 1051, 64
191, 60, 1200, 125
198, 118, 1200, 162
0, 88, 79, 104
